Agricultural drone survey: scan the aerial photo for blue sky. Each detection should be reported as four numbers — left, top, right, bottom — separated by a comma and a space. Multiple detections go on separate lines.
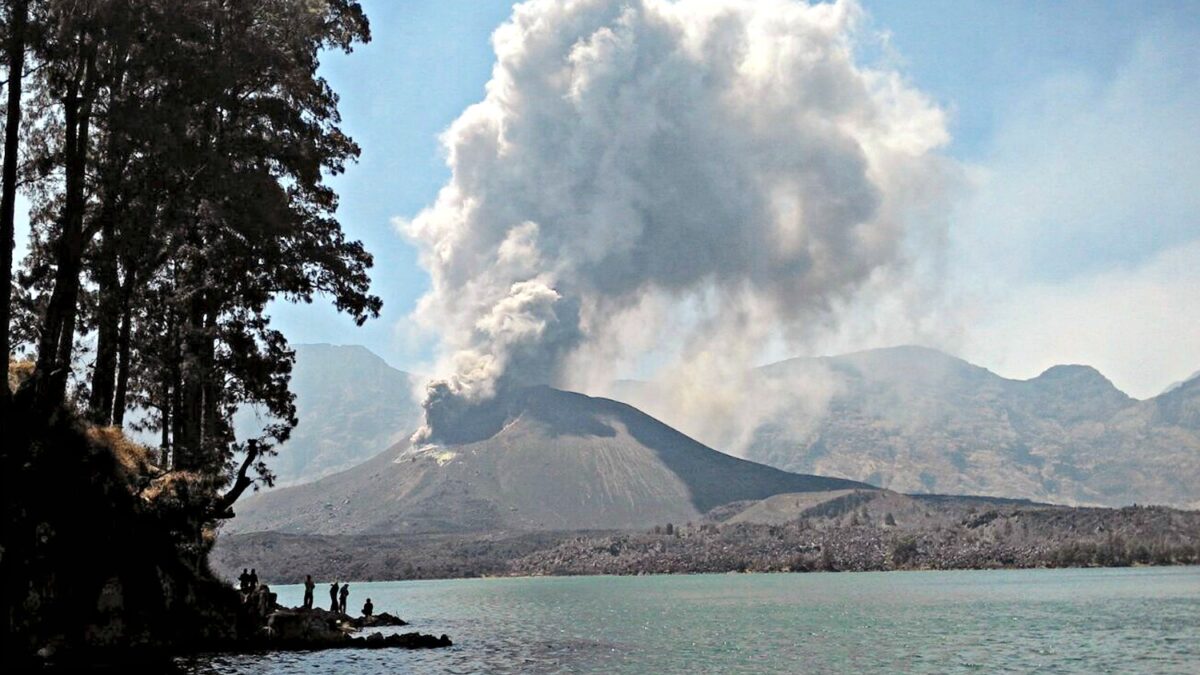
265, 1, 516, 362
15, 0, 1198, 397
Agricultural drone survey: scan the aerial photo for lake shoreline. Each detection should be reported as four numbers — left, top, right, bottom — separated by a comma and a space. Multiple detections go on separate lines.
256, 559, 1199, 586
189, 566, 1200, 674
23, 597, 454, 673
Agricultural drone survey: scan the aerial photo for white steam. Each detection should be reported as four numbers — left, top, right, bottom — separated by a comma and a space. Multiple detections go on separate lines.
406, 0, 952, 444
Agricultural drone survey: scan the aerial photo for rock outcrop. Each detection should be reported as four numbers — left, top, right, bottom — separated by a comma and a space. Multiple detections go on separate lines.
249, 598, 444, 652
352, 612, 408, 629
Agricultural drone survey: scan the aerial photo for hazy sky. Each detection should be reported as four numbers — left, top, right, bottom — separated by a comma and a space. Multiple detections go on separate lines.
14, 0, 1200, 398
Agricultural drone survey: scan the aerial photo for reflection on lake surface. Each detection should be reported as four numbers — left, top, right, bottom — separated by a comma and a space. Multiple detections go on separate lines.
180, 566, 1200, 674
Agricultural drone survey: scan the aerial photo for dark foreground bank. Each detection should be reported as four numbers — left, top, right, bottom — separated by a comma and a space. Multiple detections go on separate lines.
0, 406, 451, 673
18, 584, 451, 673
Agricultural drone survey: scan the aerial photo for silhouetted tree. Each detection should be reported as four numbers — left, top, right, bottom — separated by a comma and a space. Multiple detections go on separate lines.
13, 0, 379, 517
0, 0, 34, 411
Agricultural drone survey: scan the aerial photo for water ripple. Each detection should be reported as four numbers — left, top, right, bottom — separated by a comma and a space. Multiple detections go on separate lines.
181, 566, 1200, 674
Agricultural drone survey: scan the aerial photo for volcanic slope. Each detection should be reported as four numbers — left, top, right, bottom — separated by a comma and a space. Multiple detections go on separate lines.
228, 386, 869, 535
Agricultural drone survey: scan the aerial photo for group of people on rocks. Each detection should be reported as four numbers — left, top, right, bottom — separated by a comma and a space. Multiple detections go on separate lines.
238, 570, 374, 617
237, 568, 259, 593
303, 574, 372, 617
237, 568, 276, 618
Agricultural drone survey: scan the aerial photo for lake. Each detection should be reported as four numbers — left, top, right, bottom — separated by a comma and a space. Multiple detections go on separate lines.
181, 566, 1200, 674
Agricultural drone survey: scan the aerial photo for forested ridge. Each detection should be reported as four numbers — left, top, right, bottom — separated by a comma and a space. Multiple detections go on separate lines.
1, 0, 378, 667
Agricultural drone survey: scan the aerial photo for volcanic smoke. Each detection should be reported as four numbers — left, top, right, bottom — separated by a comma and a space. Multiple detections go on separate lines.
404, 0, 953, 445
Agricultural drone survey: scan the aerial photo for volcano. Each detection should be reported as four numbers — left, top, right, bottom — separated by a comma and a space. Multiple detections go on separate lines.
228, 386, 869, 535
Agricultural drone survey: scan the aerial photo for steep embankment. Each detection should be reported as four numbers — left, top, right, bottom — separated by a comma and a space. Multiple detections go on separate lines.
228, 386, 869, 535
1, 404, 241, 669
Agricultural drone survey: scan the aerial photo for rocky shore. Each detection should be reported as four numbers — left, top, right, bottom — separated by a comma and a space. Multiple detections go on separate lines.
233, 585, 451, 653
508, 501, 1200, 576
25, 586, 451, 673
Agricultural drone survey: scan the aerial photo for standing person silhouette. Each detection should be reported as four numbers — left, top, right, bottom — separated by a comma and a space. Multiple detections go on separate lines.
339, 583, 349, 614
303, 575, 315, 610
248, 568, 259, 589
329, 582, 340, 612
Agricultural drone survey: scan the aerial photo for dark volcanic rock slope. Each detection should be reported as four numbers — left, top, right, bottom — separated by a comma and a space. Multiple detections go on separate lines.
228, 387, 868, 535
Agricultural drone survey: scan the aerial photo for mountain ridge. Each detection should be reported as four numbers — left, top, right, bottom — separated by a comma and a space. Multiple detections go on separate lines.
614, 345, 1199, 508
228, 386, 869, 535
250, 344, 1198, 507
232, 343, 421, 486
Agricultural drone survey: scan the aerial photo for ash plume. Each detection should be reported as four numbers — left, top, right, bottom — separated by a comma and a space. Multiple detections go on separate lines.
406, 0, 953, 445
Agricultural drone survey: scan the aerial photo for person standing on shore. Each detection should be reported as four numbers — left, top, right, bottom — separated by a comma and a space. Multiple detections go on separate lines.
303, 575, 315, 610
339, 584, 349, 614
329, 582, 340, 612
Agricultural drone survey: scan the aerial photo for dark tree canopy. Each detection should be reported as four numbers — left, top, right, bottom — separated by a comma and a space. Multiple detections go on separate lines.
3, 0, 379, 515
1, 2, 381, 663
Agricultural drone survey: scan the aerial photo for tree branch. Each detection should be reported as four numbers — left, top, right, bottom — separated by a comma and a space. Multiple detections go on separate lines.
208, 439, 258, 520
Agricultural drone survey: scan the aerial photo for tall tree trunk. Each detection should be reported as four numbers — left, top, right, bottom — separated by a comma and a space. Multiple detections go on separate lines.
160, 363, 172, 461
31, 85, 82, 407
170, 312, 186, 468
178, 289, 206, 471
87, 207, 121, 424
0, 0, 29, 411
110, 272, 135, 426
33, 46, 98, 411
200, 305, 220, 445
86, 52, 130, 424
159, 397, 169, 458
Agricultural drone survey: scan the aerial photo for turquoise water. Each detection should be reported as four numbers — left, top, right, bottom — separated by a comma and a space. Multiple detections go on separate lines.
183, 566, 1200, 674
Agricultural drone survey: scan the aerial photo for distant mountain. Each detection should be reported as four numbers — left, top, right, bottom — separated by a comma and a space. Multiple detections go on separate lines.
227, 386, 869, 535
1161, 370, 1200, 396
620, 346, 1199, 509
233, 344, 421, 486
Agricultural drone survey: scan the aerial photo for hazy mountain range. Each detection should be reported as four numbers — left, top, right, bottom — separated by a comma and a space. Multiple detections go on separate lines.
618, 346, 1200, 509
751, 347, 1199, 508
232, 344, 421, 486
244, 344, 1198, 510
1162, 370, 1200, 396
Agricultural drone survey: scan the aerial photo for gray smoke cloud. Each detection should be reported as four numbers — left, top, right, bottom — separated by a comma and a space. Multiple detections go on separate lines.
405, 0, 953, 445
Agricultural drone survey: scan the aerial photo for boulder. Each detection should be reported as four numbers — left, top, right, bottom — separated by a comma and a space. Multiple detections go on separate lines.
350, 611, 408, 629
265, 608, 350, 645
350, 632, 453, 650
255, 607, 450, 652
